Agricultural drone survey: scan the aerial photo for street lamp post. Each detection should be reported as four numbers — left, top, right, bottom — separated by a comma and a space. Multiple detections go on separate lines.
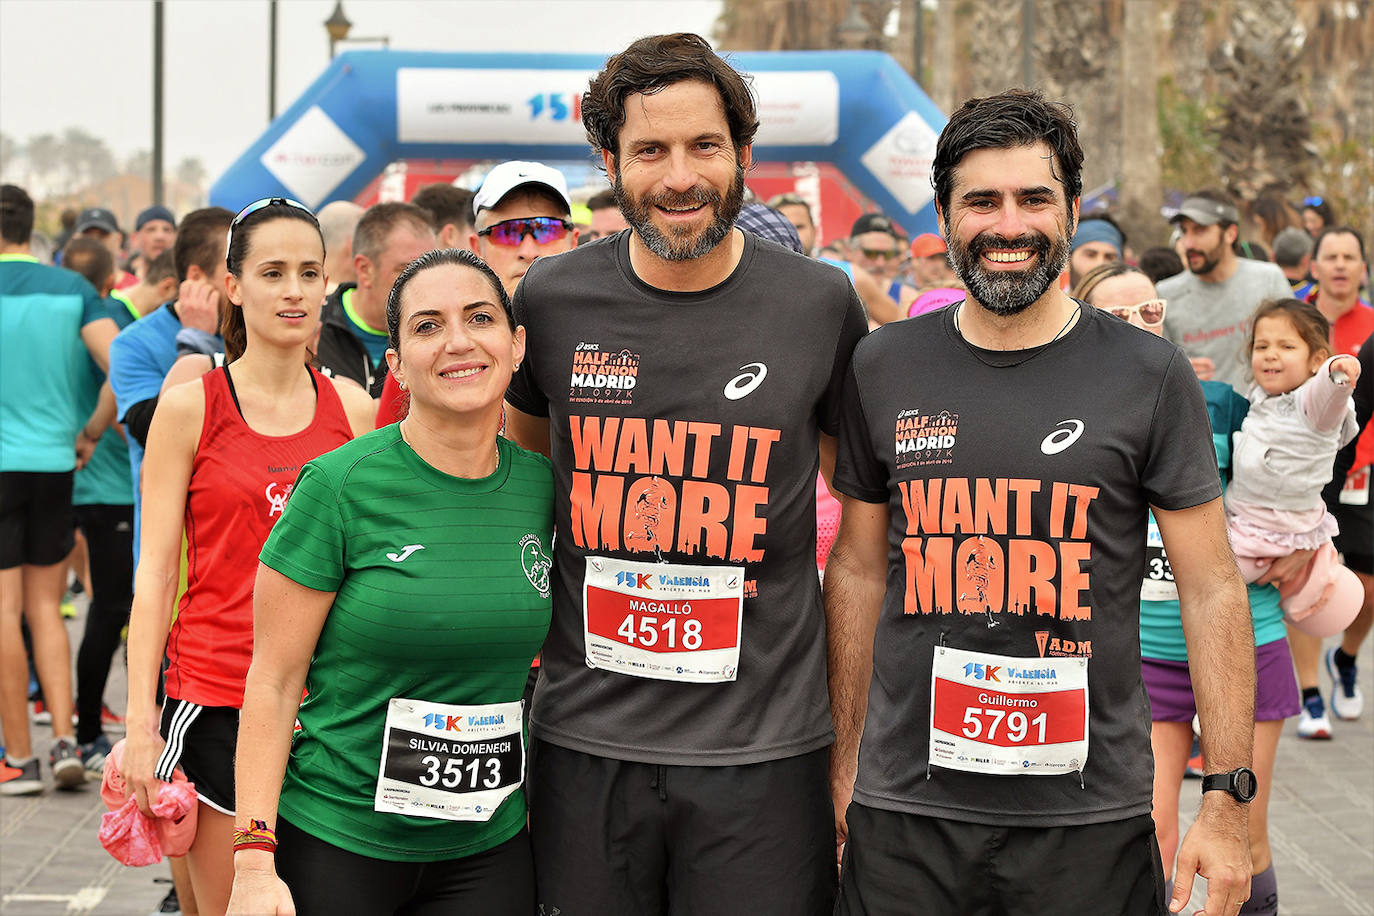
325, 1, 352, 59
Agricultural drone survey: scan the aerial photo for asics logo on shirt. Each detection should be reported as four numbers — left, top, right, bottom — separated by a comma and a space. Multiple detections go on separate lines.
386, 544, 426, 563
723, 362, 768, 400
1040, 419, 1085, 455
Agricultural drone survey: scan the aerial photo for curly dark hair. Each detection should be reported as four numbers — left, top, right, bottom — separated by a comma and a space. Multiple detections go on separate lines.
931, 89, 1084, 223
581, 33, 759, 164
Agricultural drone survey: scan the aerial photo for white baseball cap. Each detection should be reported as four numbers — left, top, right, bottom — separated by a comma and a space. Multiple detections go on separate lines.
473, 161, 571, 215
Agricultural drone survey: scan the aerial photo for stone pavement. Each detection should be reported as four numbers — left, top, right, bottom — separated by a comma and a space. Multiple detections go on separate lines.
2, 600, 1372, 915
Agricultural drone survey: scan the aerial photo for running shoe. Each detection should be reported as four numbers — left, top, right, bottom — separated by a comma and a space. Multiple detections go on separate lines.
151, 886, 181, 915
0, 758, 42, 796
1184, 737, 1205, 778
31, 700, 77, 727
79, 734, 113, 781
1325, 647, 1363, 721
102, 704, 126, 733
49, 737, 85, 790
1296, 694, 1333, 739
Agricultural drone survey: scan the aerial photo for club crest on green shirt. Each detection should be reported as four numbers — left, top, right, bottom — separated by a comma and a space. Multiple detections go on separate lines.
521, 533, 552, 599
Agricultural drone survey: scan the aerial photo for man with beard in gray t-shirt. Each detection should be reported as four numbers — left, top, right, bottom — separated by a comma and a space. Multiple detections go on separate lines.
1159, 189, 1292, 395
827, 91, 1259, 916
505, 33, 867, 916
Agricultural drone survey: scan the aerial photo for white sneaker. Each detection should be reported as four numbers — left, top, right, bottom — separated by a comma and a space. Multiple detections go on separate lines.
1297, 694, 1333, 739
1326, 648, 1364, 720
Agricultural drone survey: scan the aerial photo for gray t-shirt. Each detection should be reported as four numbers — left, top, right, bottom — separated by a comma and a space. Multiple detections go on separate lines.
508, 230, 868, 765
834, 304, 1221, 827
1159, 258, 1293, 395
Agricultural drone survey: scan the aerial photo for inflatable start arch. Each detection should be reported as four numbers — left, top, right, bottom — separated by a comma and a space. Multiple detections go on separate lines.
211, 49, 947, 233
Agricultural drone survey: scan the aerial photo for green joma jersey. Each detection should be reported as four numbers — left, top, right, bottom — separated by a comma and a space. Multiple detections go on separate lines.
259, 425, 553, 862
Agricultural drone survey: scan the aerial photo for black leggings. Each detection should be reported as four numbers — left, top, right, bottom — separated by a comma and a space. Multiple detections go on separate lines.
74, 505, 133, 745
276, 819, 535, 915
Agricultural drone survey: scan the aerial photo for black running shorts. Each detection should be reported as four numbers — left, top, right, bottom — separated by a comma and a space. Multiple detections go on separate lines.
836, 802, 1167, 916
531, 740, 836, 916
0, 471, 75, 568
157, 699, 238, 814
1332, 499, 1373, 575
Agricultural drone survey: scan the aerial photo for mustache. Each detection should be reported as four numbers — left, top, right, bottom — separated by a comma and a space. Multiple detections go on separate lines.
645, 185, 721, 211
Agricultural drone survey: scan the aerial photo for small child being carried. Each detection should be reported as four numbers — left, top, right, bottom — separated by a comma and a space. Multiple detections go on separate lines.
1226, 298, 1362, 636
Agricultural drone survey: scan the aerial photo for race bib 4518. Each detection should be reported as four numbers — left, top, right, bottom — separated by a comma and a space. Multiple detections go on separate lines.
583, 556, 743, 683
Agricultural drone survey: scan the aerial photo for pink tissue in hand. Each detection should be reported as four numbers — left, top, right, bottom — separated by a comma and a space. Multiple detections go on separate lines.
98, 738, 198, 865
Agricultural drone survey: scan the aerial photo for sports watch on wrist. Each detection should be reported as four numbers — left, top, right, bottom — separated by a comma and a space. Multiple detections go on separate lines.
1201, 767, 1257, 803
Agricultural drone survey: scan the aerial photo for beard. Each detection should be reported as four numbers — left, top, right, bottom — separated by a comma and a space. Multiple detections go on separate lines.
614, 163, 746, 262
947, 226, 1071, 317
1186, 244, 1223, 276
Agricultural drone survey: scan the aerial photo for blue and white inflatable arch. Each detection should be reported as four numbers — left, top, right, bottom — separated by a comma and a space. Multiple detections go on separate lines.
210, 49, 947, 233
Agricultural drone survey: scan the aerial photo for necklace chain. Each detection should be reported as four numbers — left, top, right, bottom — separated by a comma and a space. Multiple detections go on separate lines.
399, 419, 500, 475
953, 302, 1082, 369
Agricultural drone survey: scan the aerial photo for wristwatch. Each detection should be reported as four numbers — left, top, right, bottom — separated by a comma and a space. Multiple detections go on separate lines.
1201, 767, 1257, 803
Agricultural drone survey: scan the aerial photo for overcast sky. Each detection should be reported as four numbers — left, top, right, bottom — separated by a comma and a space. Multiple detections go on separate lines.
0, 0, 724, 182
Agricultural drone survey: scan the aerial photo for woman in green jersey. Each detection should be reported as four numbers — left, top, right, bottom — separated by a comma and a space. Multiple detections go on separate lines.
227, 249, 553, 915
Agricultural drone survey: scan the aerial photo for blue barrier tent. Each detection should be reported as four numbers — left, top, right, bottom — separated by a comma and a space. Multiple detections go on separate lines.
210, 49, 947, 234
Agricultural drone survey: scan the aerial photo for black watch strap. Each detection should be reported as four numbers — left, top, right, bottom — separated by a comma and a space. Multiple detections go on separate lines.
1202, 767, 1257, 803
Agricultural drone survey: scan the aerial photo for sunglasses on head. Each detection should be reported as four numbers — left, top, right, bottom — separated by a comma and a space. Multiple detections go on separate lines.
1303, 196, 1324, 208
1106, 298, 1167, 326
477, 216, 572, 247
226, 198, 315, 268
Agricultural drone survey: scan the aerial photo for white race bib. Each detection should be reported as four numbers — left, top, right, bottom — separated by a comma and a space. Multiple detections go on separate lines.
1140, 518, 1178, 602
583, 556, 744, 683
374, 698, 523, 822
928, 645, 1089, 776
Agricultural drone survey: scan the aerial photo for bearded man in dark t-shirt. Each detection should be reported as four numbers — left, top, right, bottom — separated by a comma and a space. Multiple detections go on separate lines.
505, 32, 867, 916
826, 90, 1259, 916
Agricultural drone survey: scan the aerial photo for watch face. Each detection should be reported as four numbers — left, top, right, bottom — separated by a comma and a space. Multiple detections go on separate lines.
1235, 769, 1256, 800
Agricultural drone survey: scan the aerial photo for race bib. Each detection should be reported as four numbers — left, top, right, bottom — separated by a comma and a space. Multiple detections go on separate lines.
928, 645, 1089, 776
374, 698, 523, 822
583, 556, 744, 683
1339, 466, 1370, 506
1140, 518, 1178, 601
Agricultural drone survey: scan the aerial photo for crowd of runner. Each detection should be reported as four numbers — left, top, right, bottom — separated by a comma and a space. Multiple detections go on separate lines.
1, 30, 1371, 916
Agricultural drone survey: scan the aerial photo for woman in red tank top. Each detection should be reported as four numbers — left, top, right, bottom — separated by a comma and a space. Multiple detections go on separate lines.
122, 199, 376, 915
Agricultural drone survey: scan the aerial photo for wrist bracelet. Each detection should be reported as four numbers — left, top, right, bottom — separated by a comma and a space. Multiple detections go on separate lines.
232, 819, 277, 853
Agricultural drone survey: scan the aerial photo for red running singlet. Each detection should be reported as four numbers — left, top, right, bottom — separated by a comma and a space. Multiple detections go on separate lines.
166, 366, 353, 708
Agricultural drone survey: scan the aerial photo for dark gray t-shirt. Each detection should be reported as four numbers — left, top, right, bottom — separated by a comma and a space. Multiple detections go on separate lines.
508, 230, 868, 765
834, 304, 1221, 826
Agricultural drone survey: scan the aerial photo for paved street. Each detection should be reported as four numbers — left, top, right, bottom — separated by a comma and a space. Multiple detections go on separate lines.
2, 598, 1372, 915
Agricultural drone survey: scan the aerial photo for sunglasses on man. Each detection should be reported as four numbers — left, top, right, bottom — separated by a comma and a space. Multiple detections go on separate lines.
477, 217, 573, 247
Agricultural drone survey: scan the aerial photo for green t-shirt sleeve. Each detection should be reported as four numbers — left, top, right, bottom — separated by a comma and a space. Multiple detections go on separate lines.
260, 462, 347, 592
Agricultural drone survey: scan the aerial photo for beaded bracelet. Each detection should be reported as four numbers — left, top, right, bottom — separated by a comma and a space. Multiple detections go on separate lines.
232, 818, 277, 854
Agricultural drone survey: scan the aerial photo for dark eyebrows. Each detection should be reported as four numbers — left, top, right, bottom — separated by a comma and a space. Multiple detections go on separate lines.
960, 185, 1058, 202
256, 258, 323, 269
406, 301, 500, 322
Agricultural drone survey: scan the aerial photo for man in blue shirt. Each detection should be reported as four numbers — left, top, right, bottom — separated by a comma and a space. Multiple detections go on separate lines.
1, 185, 120, 795
108, 207, 231, 564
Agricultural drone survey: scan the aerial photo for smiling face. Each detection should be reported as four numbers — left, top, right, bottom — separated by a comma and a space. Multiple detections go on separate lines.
225, 217, 326, 350
940, 142, 1075, 317
1250, 313, 1325, 396
605, 79, 749, 263
385, 263, 525, 421
1310, 231, 1366, 304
